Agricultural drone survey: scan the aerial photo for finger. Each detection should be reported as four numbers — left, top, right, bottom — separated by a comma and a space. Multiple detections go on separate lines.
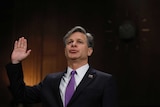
23, 38, 27, 50
14, 40, 18, 49
17, 37, 25, 48
17, 37, 22, 48
21, 37, 26, 48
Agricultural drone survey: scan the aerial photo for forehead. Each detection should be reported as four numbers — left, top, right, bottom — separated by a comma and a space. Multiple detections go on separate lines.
67, 32, 87, 40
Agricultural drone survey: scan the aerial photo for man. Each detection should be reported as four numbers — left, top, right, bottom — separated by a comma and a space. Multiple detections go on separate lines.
6, 26, 117, 107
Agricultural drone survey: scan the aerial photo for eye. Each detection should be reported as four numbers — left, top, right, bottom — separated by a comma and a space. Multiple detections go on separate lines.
66, 40, 73, 45
77, 40, 83, 44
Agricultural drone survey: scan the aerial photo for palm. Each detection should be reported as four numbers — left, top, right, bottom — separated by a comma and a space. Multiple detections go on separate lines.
11, 37, 31, 64
12, 48, 29, 62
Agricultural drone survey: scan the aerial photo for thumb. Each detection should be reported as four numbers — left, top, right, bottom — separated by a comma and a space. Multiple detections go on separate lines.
26, 49, 31, 56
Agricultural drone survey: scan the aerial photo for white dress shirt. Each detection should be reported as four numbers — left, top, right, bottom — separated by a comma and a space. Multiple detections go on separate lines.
59, 64, 89, 107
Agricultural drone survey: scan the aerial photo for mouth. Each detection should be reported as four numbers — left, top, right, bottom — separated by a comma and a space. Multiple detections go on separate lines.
69, 50, 78, 54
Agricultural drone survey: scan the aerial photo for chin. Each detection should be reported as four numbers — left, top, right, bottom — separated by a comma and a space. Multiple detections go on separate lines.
70, 58, 78, 60
68, 57, 79, 61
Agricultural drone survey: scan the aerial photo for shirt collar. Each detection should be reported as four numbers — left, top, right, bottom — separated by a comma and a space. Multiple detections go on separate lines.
66, 64, 89, 77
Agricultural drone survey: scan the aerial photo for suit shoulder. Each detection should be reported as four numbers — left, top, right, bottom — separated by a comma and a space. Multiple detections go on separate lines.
43, 71, 64, 81
91, 68, 112, 77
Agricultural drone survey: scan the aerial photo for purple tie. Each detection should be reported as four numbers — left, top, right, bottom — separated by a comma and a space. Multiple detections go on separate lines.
65, 70, 76, 107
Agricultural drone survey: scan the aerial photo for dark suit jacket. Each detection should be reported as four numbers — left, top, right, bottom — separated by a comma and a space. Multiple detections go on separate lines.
6, 63, 117, 107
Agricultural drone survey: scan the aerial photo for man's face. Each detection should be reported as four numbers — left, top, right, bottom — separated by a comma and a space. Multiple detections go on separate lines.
65, 32, 93, 61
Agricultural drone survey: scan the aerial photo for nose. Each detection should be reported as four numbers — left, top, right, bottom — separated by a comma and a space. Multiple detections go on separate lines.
71, 41, 76, 47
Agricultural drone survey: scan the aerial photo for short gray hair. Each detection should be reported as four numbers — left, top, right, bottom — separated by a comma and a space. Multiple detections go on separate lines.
63, 26, 94, 48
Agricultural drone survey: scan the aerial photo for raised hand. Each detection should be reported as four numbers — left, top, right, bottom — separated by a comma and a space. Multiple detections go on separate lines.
11, 37, 31, 64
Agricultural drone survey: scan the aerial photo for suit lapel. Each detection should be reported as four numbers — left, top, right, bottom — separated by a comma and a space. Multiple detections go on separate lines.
69, 67, 96, 104
51, 72, 66, 107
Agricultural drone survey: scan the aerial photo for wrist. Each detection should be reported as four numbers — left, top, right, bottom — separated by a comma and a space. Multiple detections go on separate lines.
11, 60, 20, 64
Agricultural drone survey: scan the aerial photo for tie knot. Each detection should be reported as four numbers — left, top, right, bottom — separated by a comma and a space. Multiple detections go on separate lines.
71, 70, 76, 75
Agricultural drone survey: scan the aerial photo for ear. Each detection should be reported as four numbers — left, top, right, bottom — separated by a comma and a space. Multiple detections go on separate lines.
64, 47, 67, 56
88, 47, 93, 56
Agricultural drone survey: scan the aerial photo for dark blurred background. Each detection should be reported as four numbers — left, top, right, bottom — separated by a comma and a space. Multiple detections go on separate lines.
0, 0, 160, 107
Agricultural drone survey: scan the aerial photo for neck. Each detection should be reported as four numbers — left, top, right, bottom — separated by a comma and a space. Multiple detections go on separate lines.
67, 59, 88, 70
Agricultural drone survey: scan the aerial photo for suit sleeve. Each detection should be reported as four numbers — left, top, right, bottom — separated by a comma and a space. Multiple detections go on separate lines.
6, 63, 42, 104
102, 75, 118, 107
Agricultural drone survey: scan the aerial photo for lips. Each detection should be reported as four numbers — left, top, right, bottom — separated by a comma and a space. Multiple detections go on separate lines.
69, 50, 78, 53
